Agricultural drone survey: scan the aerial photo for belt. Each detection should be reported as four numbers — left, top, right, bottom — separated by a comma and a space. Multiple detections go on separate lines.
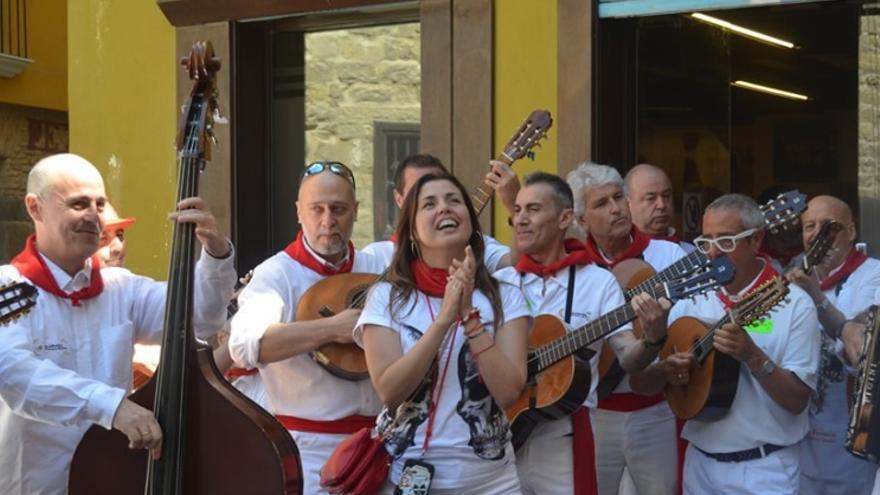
695, 443, 787, 463
275, 414, 376, 435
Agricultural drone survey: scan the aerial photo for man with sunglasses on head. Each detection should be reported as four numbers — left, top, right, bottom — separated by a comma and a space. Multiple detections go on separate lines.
567, 162, 685, 495
785, 195, 880, 495
652, 194, 820, 494
228, 160, 386, 494
362, 153, 515, 270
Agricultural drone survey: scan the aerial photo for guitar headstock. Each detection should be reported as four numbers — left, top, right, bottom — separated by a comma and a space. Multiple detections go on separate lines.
501, 110, 552, 162
0, 281, 38, 326
665, 256, 736, 302
177, 40, 222, 161
760, 190, 806, 233
802, 221, 842, 273
731, 277, 790, 327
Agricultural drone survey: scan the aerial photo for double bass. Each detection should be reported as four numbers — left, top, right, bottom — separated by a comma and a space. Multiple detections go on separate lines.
68, 41, 302, 494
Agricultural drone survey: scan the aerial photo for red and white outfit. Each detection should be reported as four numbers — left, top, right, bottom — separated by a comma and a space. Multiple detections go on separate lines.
668, 259, 821, 495
495, 240, 630, 495
801, 251, 880, 495
362, 234, 511, 272
0, 236, 235, 495
228, 232, 386, 494
584, 229, 686, 495
354, 267, 532, 494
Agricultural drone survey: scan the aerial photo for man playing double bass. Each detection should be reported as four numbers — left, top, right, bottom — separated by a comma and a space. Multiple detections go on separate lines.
0, 153, 237, 495
566, 162, 685, 495
228, 161, 386, 494
659, 194, 820, 494
495, 172, 672, 494
786, 195, 880, 495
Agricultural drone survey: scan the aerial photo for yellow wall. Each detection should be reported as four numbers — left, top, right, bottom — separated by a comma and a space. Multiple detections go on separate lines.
0, 0, 67, 110
68, 0, 177, 279
493, 0, 558, 246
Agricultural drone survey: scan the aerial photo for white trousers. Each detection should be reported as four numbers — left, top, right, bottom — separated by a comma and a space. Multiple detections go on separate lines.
516, 417, 578, 495
289, 430, 350, 495
592, 402, 677, 495
683, 443, 799, 495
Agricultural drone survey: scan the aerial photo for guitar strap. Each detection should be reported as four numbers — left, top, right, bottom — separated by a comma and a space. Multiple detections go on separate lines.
565, 265, 576, 324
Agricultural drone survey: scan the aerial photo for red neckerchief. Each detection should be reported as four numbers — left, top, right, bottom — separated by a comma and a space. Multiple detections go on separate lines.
410, 259, 448, 298
10, 234, 104, 307
820, 248, 868, 291
716, 255, 778, 310
583, 227, 651, 269
284, 231, 354, 276
515, 239, 592, 277
389, 231, 399, 244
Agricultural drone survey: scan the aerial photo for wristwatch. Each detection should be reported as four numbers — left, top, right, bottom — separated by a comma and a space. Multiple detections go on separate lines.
751, 358, 776, 379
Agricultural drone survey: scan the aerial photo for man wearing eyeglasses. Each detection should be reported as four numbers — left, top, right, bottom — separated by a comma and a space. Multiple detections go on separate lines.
656, 194, 820, 494
785, 195, 880, 495
362, 153, 514, 270
228, 161, 386, 494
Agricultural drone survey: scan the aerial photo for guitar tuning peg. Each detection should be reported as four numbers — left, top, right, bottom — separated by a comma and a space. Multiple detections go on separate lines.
527, 151, 536, 161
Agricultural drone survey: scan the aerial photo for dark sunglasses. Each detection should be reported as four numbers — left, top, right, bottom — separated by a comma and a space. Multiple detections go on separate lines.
302, 161, 356, 190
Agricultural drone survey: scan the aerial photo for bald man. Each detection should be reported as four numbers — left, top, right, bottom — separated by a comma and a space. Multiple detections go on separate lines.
228, 161, 386, 494
787, 195, 880, 495
0, 153, 236, 495
625, 163, 695, 253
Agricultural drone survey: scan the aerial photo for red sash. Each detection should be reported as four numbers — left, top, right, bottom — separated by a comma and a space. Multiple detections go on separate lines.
225, 367, 259, 380
572, 407, 598, 495
275, 414, 376, 435
410, 259, 448, 298
716, 256, 778, 310
515, 239, 592, 277
583, 228, 651, 269
820, 248, 868, 291
284, 231, 354, 276
597, 392, 664, 412
10, 234, 103, 307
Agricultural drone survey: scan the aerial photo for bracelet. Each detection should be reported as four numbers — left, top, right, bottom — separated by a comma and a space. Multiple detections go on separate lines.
472, 342, 495, 359
461, 308, 481, 325
642, 334, 668, 351
464, 322, 486, 337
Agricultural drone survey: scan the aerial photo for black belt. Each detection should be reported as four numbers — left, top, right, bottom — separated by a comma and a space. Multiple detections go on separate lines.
695, 443, 787, 463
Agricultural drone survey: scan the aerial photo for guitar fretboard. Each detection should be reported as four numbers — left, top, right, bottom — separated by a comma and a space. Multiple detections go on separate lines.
626, 251, 708, 300
469, 152, 514, 214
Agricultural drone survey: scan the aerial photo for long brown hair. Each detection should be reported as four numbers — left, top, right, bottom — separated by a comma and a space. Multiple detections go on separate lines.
387, 173, 503, 328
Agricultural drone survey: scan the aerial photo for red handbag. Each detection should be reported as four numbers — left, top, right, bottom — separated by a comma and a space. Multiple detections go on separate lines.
320, 427, 390, 495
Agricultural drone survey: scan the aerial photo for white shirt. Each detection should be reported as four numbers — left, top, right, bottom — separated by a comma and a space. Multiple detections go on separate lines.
0, 249, 235, 495
362, 235, 511, 272
228, 248, 386, 421
495, 262, 630, 411
353, 280, 531, 490
668, 266, 821, 452
603, 238, 687, 396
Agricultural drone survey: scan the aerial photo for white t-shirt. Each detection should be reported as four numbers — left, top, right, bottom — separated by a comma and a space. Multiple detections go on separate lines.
0, 249, 235, 495
353, 280, 530, 490
362, 235, 511, 272
668, 266, 821, 452
229, 249, 386, 420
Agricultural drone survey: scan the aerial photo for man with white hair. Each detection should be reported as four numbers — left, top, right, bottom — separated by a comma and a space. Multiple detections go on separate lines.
567, 162, 685, 495
0, 153, 236, 495
625, 163, 695, 253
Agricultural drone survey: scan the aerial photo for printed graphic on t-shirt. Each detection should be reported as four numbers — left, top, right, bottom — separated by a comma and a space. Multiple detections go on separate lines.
812, 333, 844, 414
456, 333, 510, 460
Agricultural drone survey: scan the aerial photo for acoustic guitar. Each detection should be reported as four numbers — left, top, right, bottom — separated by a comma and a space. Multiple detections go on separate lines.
0, 280, 38, 325
596, 190, 807, 398
297, 109, 553, 380
506, 256, 735, 449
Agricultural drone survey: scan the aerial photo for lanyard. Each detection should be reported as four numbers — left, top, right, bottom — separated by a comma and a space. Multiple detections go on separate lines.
421, 293, 459, 457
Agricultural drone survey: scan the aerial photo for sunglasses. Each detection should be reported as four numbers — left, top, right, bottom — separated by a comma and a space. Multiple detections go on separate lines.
693, 228, 758, 254
302, 161, 356, 190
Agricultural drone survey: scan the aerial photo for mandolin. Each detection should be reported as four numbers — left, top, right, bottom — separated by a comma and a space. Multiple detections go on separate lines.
661, 276, 789, 421
506, 256, 734, 449
68, 41, 302, 495
597, 190, 807, 398
0, 280, 38, 326
298, 110, 553, 380
846, 304, 880, 462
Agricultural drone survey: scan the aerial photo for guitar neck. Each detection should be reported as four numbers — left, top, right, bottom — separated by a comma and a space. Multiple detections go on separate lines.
534, 283, 667, 373
627, 251, 708, 299
470, 153, 514, 215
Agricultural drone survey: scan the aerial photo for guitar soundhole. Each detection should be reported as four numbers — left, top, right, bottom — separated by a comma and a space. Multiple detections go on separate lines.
347, 285, 371, 310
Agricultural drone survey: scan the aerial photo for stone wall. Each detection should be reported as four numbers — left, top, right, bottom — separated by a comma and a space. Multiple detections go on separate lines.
305, 22, 421, 247
859, 15, 880, 256
0, 102, 68, 262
